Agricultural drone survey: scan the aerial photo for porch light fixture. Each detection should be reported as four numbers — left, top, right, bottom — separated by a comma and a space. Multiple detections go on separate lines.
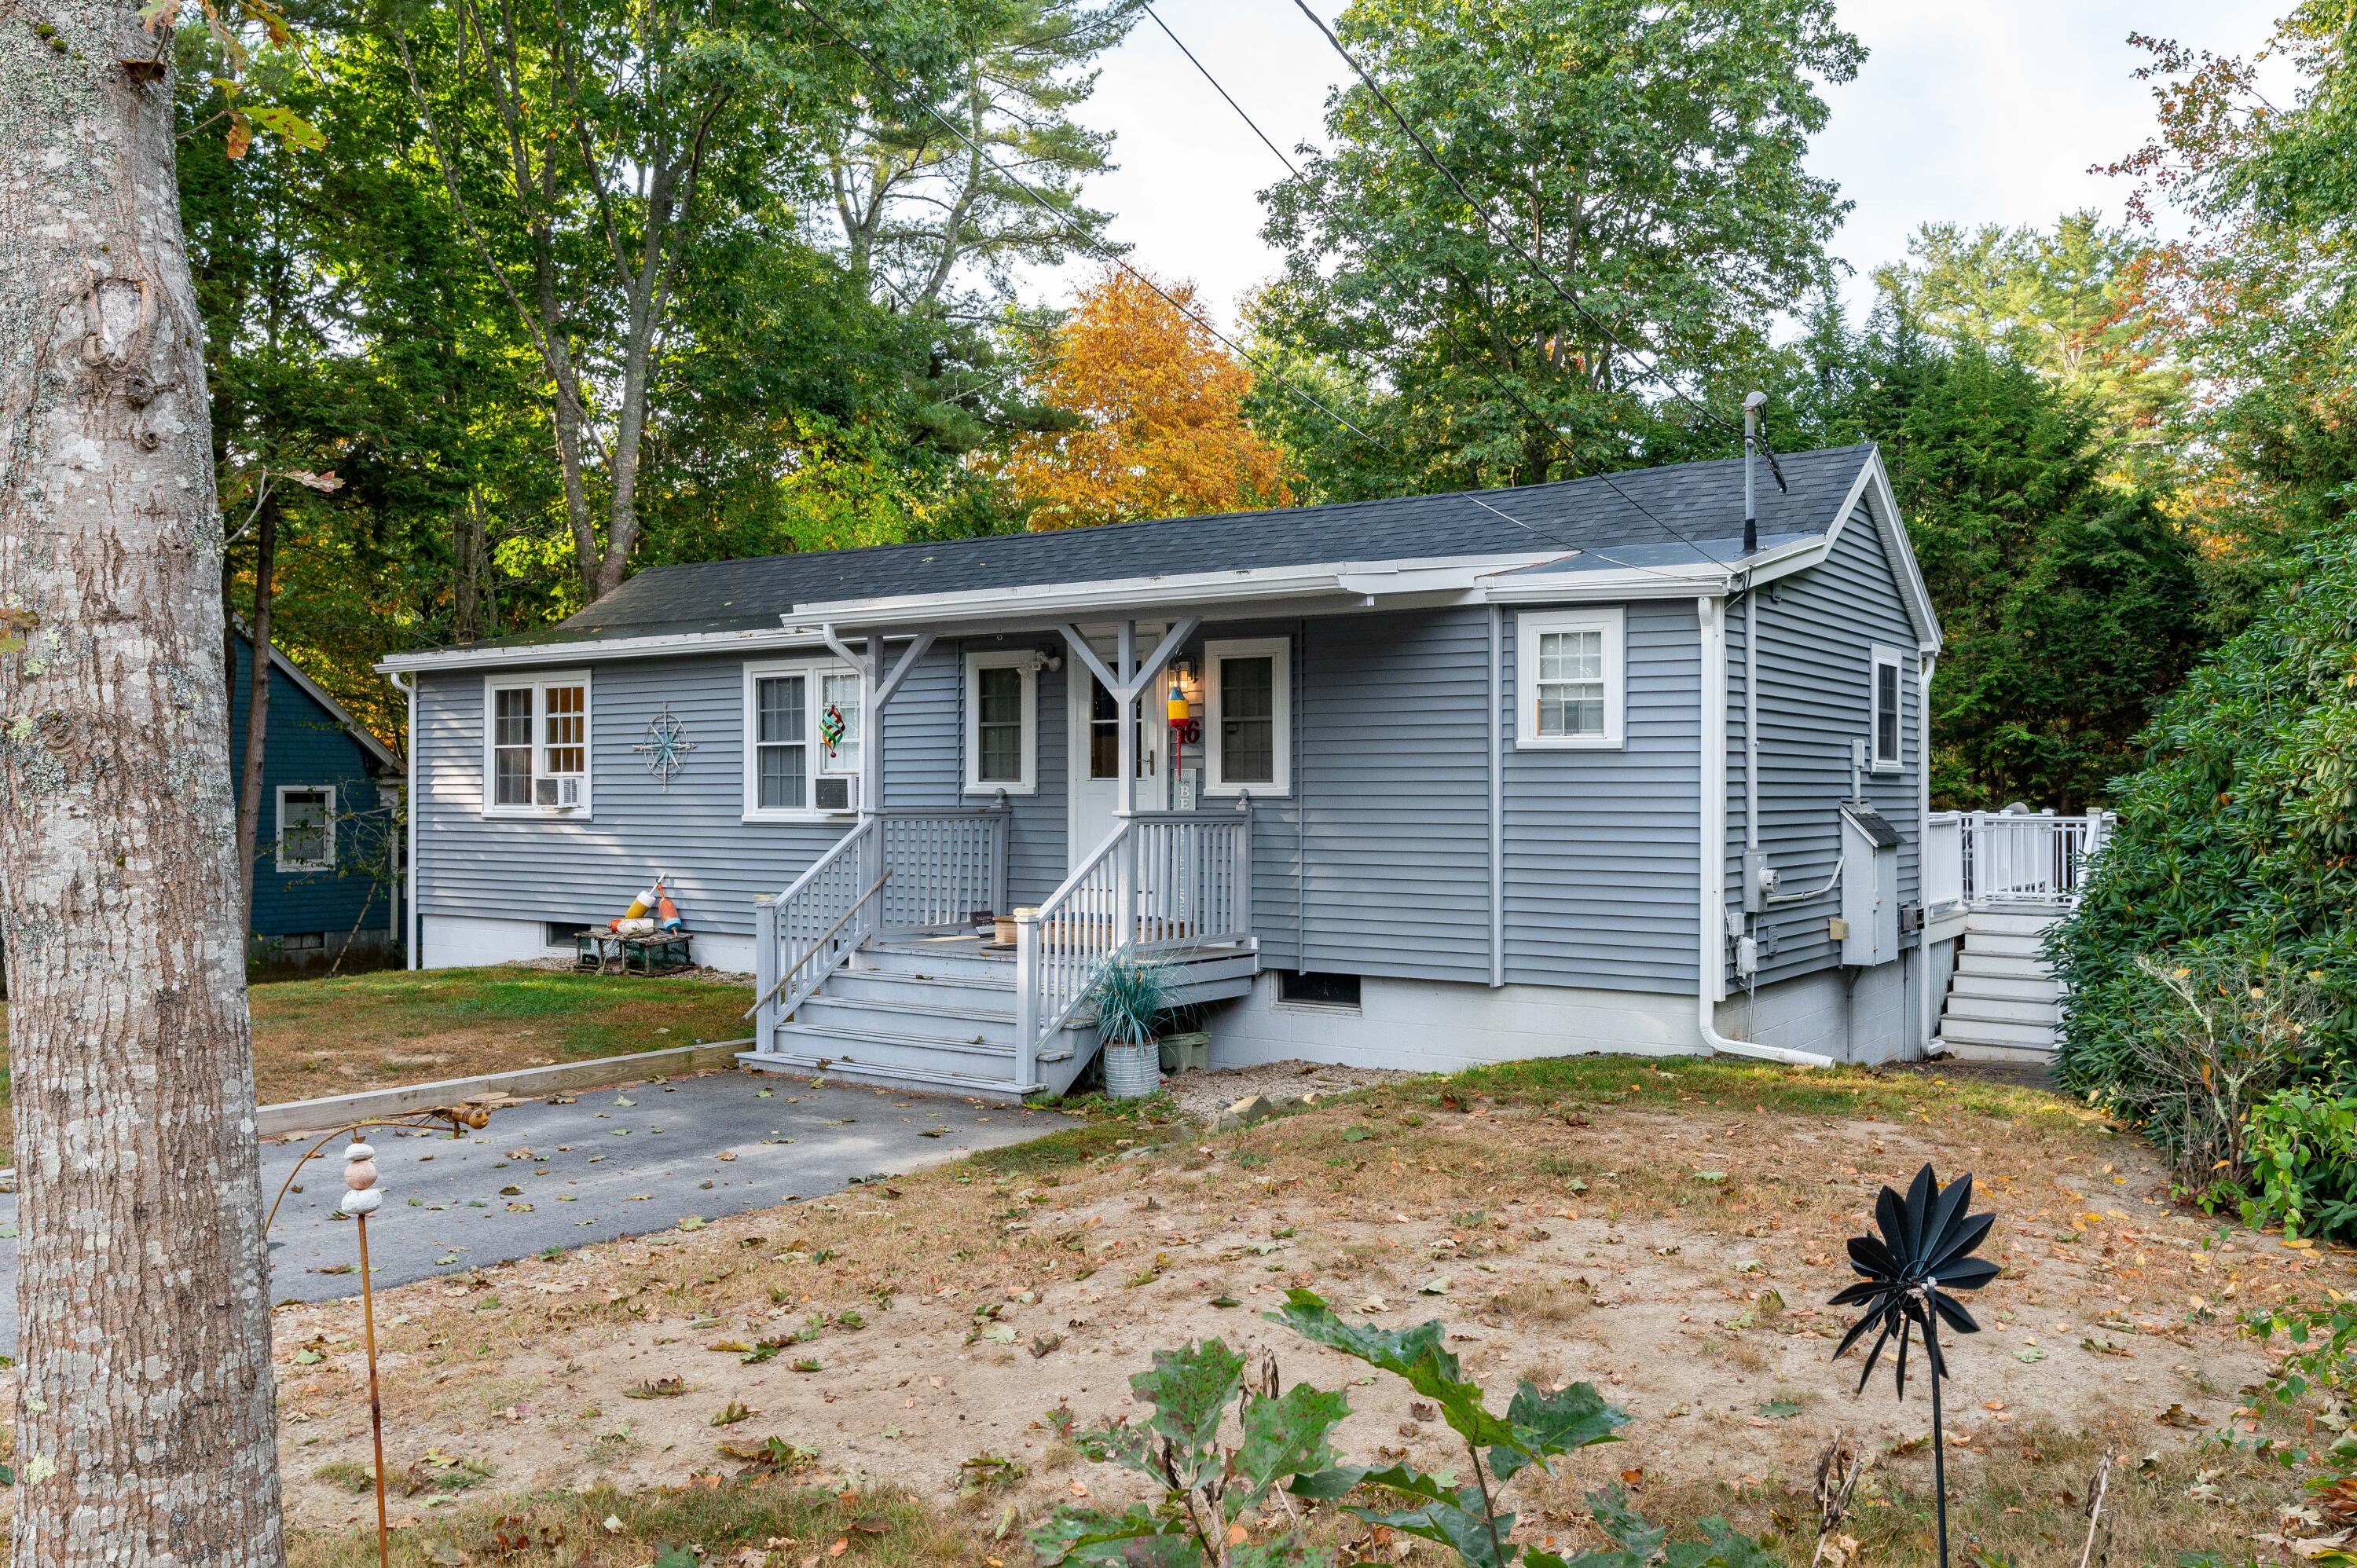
1167, 658, 1197, 724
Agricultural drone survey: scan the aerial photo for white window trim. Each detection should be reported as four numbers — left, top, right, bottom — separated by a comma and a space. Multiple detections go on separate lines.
1203, 636, 1292, 797
1870, 643, 1905, 771
1515, 607, 1625, 750
963, 650, 1039, 796
481, 670, 593, 819
273, 784, 336, 872
742, 657, 862, 822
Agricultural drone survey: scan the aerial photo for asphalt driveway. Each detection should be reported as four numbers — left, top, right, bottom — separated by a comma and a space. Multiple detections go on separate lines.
0, 1071, 1065, 1353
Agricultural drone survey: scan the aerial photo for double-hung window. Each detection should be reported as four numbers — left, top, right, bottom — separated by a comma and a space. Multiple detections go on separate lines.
965, 650, 1038, 794
1204, 636, 1291, 796
483, 672, 592, 815
743, 659, 863, 819
751, 669, 809, 811
1870, 645, 1905, 770
1515, 608, 1624, 749
275, 785, 335, 871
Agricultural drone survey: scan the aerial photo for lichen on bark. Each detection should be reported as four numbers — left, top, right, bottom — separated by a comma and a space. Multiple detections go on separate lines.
0, 2, 288, 1562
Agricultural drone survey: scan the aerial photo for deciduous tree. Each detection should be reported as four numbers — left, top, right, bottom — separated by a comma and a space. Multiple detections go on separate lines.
1255, 0, 1860, 490
0, 1, 286, 1560
1001, 269, 1294, 529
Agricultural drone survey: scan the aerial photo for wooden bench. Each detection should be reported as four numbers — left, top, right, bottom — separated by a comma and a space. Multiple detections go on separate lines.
575, 929, 694, 976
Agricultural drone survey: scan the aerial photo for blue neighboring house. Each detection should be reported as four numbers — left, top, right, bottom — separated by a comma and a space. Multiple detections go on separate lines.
229, 632, 405, 965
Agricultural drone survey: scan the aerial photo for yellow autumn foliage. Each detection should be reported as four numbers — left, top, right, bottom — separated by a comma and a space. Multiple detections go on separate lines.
1001, 269, 1294, 530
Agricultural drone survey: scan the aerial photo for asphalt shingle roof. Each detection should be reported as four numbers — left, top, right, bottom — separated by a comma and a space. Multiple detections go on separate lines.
453, 444, 1875, 650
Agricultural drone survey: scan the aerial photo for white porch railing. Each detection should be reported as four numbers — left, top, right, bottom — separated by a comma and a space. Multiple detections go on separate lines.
878, 804, 1010, 934
1013, 804, 1252, 1090
1926, 809, 2112, 910
747, 804, 1010, 1039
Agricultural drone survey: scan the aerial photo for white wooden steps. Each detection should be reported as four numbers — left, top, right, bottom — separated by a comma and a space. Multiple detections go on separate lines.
1934, 907, 2066, 1065
738, 935, 1256, 1101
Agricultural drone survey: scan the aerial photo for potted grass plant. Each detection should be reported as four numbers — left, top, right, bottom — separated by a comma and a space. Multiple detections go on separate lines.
1091, 955, 1169, 1101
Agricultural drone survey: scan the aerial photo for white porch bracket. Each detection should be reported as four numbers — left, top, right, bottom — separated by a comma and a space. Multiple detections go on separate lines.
1055, 617, 1198, 708
1058, 617, 1200, 954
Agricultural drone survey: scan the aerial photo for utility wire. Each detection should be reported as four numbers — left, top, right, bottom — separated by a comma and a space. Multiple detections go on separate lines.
1143, 4, 1301, 178
1145, 1, 1738, 570
790, 0, 1740, 579
1285, 0, 1743, 442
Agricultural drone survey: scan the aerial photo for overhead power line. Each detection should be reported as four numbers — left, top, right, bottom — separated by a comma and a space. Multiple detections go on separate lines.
1143, 5, 1301, 179
1284, 0, 1744, 443
1142, 2, 1736, 569
788, 0, 1744, 577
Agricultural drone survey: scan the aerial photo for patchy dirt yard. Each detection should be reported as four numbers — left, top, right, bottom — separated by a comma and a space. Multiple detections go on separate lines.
244, 1059, 2347, 1564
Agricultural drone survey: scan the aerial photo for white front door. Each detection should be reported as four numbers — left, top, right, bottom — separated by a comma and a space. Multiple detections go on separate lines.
1067, 639, 1168, 870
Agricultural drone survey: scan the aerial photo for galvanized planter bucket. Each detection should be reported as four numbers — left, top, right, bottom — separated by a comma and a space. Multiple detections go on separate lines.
1103, 1039, 1160, 1100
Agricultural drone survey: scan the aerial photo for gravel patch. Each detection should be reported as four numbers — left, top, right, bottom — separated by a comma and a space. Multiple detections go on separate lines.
1161, 1057, 1415, 1123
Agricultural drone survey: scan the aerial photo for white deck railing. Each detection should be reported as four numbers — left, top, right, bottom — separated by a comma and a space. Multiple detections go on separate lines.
878, 804, 1010, 935
1013, 804, 1252, 1090
1926, 809, 2112, 910
748, 804, 1010, 1040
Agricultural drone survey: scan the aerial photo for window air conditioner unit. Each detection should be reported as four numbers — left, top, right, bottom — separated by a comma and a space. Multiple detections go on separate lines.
814, 775, 856, 813
539, 775, 582, 810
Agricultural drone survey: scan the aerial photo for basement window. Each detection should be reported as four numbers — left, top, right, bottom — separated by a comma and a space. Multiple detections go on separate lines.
1278, 970, 1362, 1010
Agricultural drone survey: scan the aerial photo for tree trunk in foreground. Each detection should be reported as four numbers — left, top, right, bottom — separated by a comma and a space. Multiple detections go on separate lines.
0, 4, 288, 1563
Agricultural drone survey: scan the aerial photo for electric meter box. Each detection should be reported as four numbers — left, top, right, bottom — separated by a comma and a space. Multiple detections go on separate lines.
1838, 803, 1901, 966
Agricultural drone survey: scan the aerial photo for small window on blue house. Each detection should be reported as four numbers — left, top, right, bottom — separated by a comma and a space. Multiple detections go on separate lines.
275, 786, 335, 872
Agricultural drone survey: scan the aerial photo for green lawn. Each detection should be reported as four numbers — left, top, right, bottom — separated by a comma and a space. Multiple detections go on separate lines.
0, 965, 756, 1163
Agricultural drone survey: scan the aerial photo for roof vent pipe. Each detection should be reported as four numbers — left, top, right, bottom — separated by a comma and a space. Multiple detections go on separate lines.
1742, 391, 1768, 555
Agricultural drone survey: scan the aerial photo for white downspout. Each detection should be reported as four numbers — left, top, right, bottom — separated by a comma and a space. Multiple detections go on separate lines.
386, 671, 418, 970
1917, 651, 1940, 1055
1697, 594, 1835, 1068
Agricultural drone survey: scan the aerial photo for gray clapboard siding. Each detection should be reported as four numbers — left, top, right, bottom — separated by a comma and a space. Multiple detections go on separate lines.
416, 649, 943, 940
1501, 599, 1703, 994
1296, 610, 1490, 984
1747, 503, 1923, 987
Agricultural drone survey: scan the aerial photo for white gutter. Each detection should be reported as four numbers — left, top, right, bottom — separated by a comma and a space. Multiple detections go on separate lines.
1696, 594, 1835, 1068
386, 671, 418, 971
786, 551, 1561, 631
378, 625, 826, 675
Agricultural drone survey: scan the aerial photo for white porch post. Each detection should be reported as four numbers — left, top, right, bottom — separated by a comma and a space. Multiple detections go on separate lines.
1114, 620, 1138, 949
753, 893, 779, 1042
821, 623, 938, 906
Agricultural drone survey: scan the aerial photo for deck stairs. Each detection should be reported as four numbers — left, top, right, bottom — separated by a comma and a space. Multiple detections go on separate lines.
739, 933, 1255, 1101
1934, 907, 2067, 1064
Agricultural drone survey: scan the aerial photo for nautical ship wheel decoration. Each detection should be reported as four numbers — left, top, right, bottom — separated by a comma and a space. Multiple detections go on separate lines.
1830, 1163, 1999, 1568
632, 705, 698, 787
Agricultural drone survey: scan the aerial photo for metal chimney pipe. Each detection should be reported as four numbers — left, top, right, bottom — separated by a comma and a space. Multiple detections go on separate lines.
1742, 390, 1767, 555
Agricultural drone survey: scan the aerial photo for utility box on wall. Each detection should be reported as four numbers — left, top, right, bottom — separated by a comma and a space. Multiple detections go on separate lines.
1838, 803, 1901, 966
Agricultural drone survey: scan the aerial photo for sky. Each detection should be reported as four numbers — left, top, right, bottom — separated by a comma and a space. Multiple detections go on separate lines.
1032, 0, 2289, 332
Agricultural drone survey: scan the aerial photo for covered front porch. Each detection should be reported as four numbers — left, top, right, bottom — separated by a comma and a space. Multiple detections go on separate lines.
742, 616, 1263, 1097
